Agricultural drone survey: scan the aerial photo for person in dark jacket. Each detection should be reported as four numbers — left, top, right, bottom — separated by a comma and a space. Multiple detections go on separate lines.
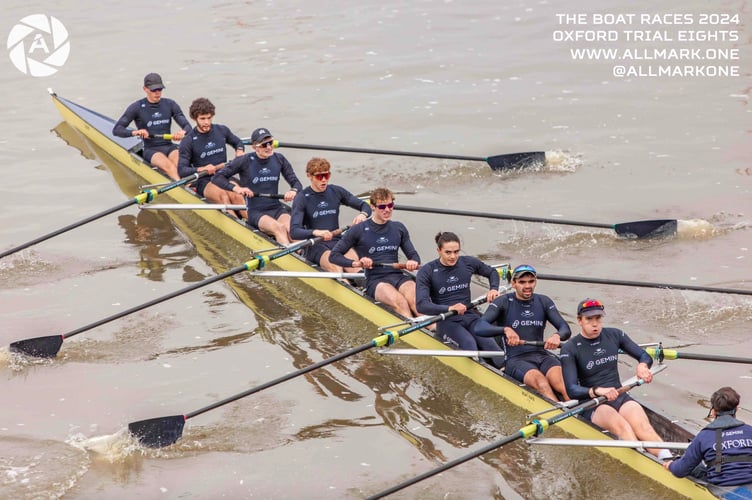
665, 386, 752, 486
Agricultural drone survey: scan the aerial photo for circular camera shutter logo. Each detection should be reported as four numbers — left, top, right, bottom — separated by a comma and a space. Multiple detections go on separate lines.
7, 14, 70, 77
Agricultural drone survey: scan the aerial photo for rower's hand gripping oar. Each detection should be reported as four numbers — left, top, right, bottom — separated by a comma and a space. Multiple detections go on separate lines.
395, 204, 677, 239
7, 231, 335, 358
0, 172, 209, 260
367, 364, 667, 499
127, 294, 492, 448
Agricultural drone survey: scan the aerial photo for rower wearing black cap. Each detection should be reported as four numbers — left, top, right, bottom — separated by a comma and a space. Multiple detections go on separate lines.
212, 127, 302, 244
113, 72, 191, 180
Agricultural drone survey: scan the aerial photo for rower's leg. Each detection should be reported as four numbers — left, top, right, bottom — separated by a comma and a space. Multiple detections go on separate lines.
397, 279, 418, 317
522, 369, 558, 402
374, 283, 412, 318
620, 401, 666, 457
319, 250, 344, 272
257, 214, 291, 245
591, 405, 638, 441
544, 366, 570, 401
150, 151, 180, 180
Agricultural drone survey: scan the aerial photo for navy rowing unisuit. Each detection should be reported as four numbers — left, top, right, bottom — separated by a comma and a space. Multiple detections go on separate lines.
559, 327, 652, 400
415, 256, 499, 315
289, 185, 371, 239
113, 97, 191, 149
475, 293, 571, 358
329, 218, 419, 288
177, 124, 244, 196
212, 152, 302, 213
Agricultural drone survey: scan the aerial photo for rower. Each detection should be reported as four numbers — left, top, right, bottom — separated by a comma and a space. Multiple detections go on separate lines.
177, 97, 247, 219
474, 264, 571, 401
665, 387, 752, 487
415, 231, 504, 368
212, 127, 302, 244
559, 298, 672, 459
289, 158, 371, 272
329, 187, 420, 318
113, 72, 191, 180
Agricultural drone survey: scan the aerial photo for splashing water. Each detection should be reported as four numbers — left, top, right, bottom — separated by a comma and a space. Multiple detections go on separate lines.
544, 150, 582, 173
68, 428, 142, 462
677, 219, 715, 239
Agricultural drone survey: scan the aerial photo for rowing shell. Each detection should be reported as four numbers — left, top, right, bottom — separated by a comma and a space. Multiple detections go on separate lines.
49, 89, 717, 499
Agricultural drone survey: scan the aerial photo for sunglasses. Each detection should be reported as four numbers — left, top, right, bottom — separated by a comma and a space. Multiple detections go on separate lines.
581, 299, 604, 309
150, 88, 163, 92
312, 172, 331, 181
257, 140, 274, 148
373, 201, 395, 210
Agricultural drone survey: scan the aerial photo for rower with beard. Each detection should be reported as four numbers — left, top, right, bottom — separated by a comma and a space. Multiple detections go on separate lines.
177, 97, 247, 218
474, 264, 571, 401
416, 231, 504, 368
212, 127, 302, 244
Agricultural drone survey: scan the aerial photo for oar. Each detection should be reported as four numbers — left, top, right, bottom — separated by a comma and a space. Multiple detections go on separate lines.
0, 172, 208, 260
378, 349, 507, 358
372, 262, 410, 269
536, 273, 752, 296
395, 205, 677, 239
526, 437, 689, 450
250, 271, 364, 279
646, 347, 752, 364
236, 139, 544, 172
367, 366, 664, 499
376, 340, 546, 358
127, 294, 491, 448
7, 234, 328, 358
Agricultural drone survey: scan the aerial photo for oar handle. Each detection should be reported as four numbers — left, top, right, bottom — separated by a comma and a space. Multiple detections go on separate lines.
372, 262, 409, 269
252, 192, 285, 199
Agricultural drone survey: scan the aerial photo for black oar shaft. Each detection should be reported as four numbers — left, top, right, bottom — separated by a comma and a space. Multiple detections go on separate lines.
63, 264, 250, 340
129, 298, 487, 448
0, 199, 135, 259
538, 273, 752, 296
186, 343, 373, 420
368, 378, 645, 499
0, 172, 203, 260
265, 141, 488, 162
395, 205, 612, 230
187, 305, 477, 420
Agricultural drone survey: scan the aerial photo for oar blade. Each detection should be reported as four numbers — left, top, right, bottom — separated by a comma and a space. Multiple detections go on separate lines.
486, 151, 545, 171
128, 415, 186, 448
613, 219, 677, 239
9, 335, 63, 358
